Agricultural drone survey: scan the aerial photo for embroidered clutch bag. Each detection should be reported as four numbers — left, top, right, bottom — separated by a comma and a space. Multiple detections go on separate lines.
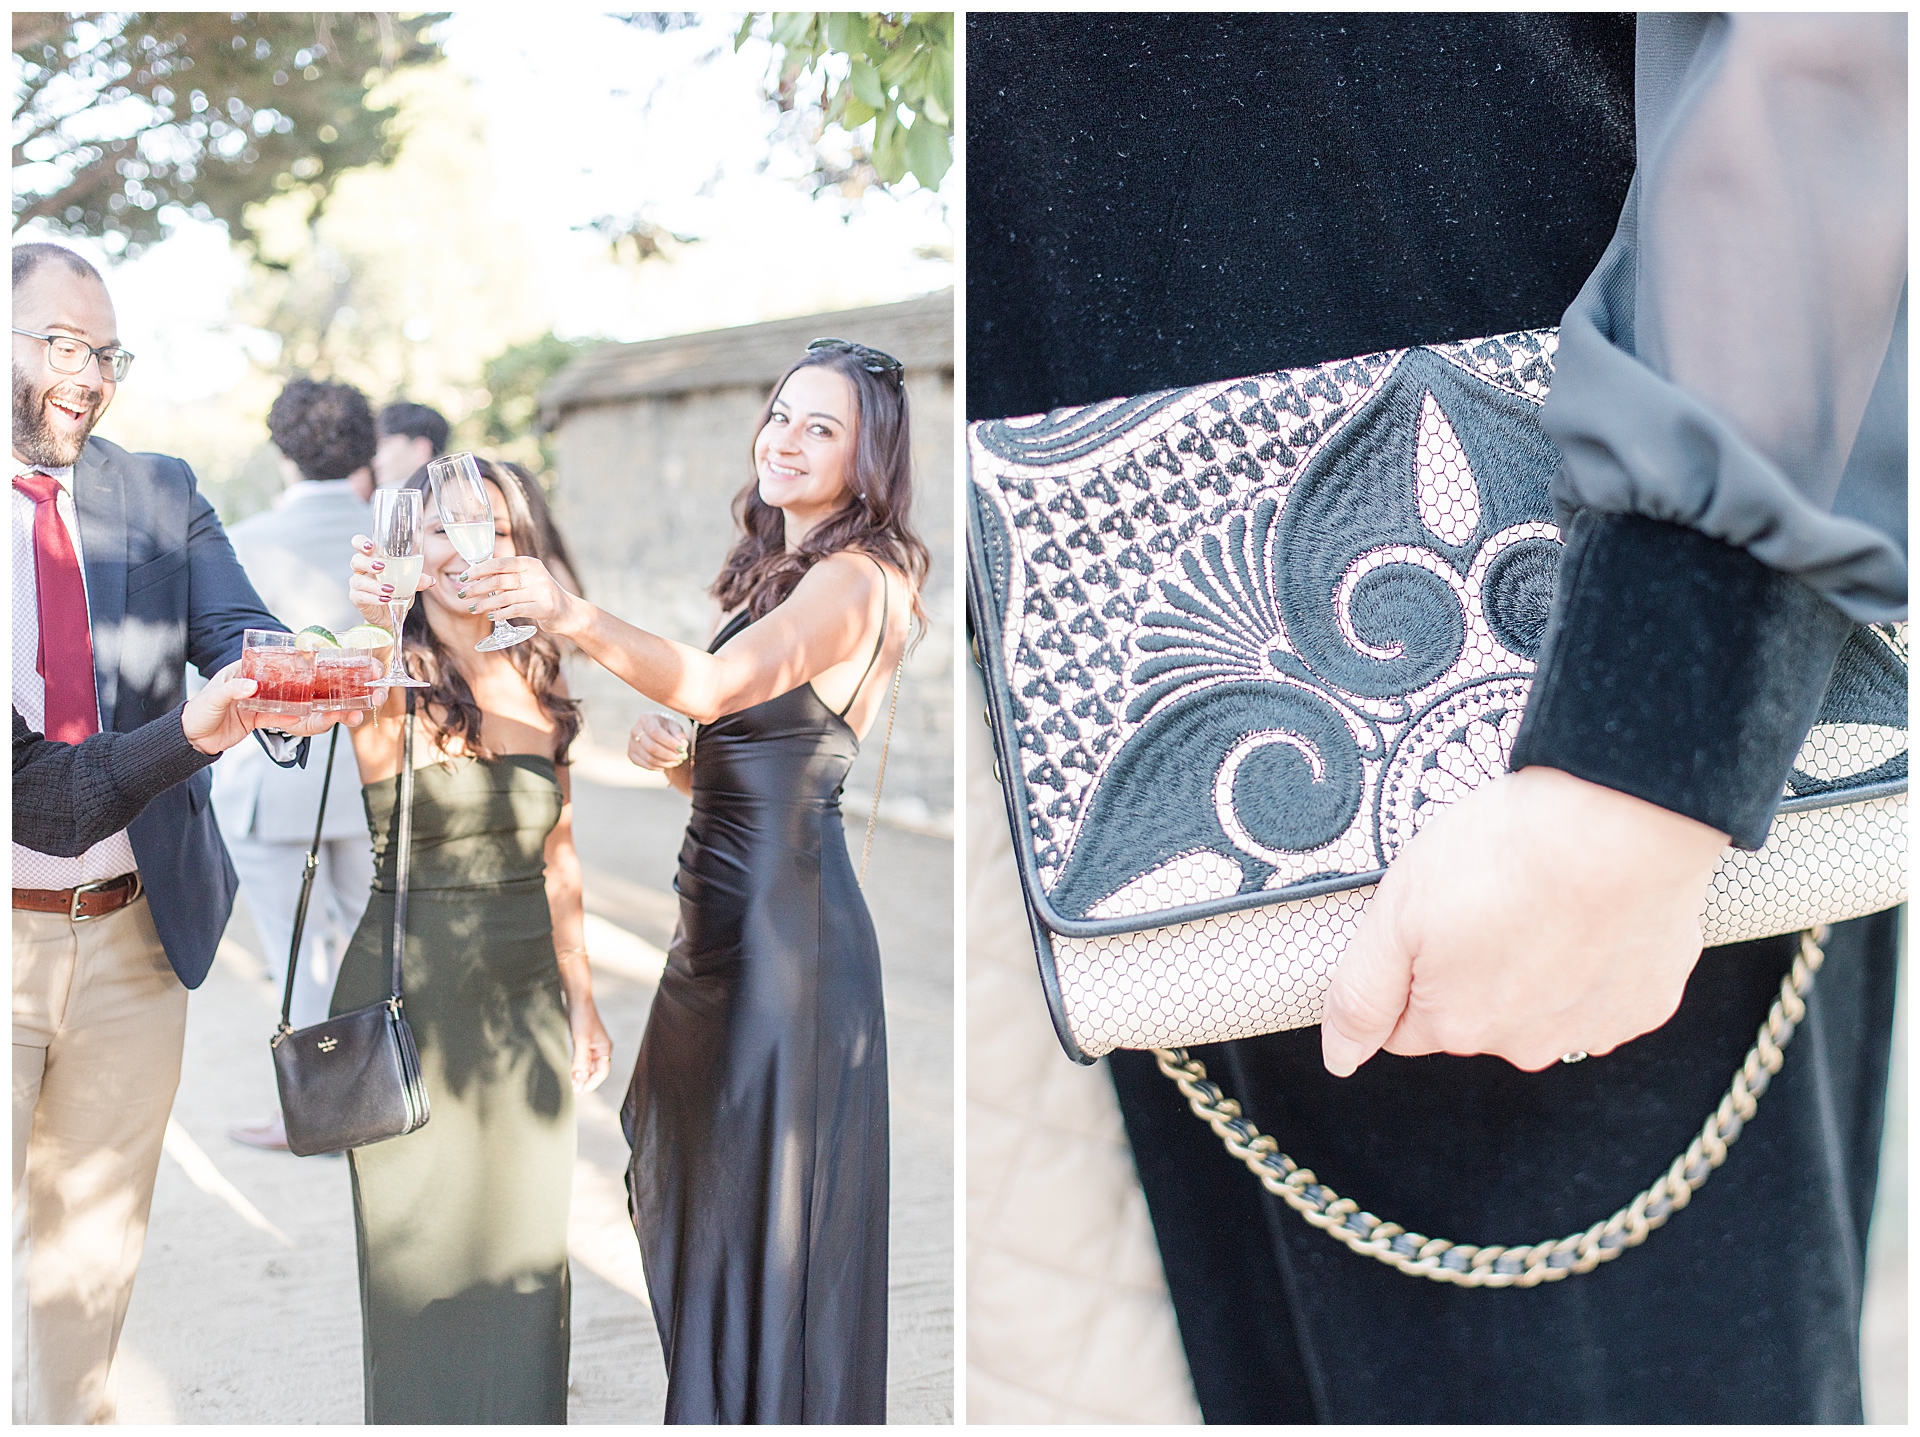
967, 330, 1908, 1065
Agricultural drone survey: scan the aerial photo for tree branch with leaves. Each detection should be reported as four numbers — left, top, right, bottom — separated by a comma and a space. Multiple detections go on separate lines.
737, 12, 952, 196
12, 11, 445, 257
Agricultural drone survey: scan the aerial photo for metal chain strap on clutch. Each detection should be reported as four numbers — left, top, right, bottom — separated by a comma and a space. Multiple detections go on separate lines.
966, 332, 1906, 1277
1154, 928, 1826, 1287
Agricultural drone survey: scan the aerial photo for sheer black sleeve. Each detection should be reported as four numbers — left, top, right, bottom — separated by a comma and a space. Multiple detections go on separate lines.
1512, 14, 1907, 848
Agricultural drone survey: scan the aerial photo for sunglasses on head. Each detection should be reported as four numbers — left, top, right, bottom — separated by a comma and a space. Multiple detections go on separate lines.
807, 337, 905, 382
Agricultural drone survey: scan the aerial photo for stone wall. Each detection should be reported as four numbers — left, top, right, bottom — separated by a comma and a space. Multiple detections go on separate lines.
541, 291, 954, 827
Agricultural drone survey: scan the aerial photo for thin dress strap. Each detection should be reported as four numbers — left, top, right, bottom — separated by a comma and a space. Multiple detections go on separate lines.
711, 608, 753, 654
836, 555, 892, 720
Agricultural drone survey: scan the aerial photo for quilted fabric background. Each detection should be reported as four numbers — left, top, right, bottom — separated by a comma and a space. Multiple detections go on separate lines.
964, 666, 1200, 1424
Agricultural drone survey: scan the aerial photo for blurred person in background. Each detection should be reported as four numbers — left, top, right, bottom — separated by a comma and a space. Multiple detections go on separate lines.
215, 376, 378, 1151
373, 399, 448, 489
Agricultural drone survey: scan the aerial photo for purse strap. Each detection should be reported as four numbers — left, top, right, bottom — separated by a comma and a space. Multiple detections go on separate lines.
274, 725, 341, 1041
388, 690, 416, 1009
1156, 927, 1828, 1287
271, 697, 417, 1037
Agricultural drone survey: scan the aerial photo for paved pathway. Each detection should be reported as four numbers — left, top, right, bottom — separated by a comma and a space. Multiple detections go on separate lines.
114, 766, 953, 1423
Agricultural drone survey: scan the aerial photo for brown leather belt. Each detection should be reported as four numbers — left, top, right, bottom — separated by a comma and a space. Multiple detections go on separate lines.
12, 871, 144, 922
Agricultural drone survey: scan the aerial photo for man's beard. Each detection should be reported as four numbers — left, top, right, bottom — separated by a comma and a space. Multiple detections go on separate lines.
12, 364, 103, 469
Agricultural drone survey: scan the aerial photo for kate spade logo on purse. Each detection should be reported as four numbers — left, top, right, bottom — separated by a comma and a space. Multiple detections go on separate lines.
317, 1035, 338, 1053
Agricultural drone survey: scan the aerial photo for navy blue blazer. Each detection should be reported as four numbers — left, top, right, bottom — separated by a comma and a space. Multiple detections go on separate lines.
74, 435, 289, 988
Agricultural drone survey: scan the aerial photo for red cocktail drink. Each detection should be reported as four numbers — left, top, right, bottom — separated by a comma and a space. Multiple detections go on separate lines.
238, 630, 313, 716
312, 649, 384, 711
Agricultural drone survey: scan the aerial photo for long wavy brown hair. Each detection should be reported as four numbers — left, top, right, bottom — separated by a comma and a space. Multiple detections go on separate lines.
500, 459, 585, 598
400, 458, 583, 764
710, 347, 930, 628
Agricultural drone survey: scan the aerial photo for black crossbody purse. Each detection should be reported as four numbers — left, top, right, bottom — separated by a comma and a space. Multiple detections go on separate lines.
270, 695, 431, 1157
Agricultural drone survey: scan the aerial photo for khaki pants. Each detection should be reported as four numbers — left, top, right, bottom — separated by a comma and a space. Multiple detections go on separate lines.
12, 894, 186, 1425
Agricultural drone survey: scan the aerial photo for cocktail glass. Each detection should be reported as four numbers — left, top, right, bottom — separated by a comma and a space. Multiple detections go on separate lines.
311, 647, 386, 712
427, 451, 536, 652
239, 630, 313, 717
369, 486, 429, 689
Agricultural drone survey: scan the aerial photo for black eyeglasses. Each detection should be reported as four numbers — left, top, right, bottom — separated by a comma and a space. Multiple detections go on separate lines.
12, 328, 135, 383
807, 337, 904, 382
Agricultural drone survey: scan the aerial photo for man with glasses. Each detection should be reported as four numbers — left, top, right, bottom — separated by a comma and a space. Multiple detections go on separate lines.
10, 241, 305, 1423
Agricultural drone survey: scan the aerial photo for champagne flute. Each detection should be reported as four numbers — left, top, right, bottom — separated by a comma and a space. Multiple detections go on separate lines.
370, 486, 429, 688
427, 451, 536, 652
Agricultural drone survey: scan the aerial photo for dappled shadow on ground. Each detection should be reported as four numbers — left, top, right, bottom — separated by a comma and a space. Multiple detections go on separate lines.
117, 772, 953, 1424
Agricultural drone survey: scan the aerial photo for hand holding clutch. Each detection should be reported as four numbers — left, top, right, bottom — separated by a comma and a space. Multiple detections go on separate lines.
1321, 766, 1729, 1076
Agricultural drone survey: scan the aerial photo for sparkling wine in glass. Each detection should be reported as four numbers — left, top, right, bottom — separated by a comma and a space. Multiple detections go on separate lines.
427, 451, 535, 652
370, 486, 429, 688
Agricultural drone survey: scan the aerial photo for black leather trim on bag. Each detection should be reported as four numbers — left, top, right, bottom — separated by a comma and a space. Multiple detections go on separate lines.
968, 526, 1085, 1065
271, 695, 432, 1157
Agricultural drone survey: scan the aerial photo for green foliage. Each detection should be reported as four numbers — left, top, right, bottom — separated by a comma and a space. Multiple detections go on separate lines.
93, 64, 553, 529
736, 12, 952, 192
12, 11, 446, 256
230, 65, 545, 402
470, 332, 593, 476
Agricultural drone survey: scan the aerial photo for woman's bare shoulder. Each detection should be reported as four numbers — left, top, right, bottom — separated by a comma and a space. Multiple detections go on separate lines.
808, 547, 910, 599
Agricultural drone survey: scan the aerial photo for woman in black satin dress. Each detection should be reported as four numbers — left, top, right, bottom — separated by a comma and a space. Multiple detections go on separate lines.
454, 341, 928, 1423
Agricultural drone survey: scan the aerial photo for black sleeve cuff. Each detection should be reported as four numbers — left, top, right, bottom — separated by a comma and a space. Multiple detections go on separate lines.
1509, 511, 1855, 850
109, 706, 217, 800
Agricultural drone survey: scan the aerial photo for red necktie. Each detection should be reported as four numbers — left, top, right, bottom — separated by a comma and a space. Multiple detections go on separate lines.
14, 470, 99, 745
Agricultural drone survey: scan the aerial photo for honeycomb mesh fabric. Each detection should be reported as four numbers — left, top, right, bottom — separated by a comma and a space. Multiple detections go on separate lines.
1054, 795, 1906, 1058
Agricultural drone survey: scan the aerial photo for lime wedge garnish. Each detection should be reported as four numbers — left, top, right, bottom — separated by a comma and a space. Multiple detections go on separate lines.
294, 625, 340, 650
338, 624, 394, 650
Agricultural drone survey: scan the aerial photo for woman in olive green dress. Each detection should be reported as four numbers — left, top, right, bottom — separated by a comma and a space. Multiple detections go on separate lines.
334, 459, 613, 1424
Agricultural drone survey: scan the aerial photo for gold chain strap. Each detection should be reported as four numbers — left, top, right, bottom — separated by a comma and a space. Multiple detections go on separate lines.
1154, 927, 1827, 1288
858, 657, 906, 887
